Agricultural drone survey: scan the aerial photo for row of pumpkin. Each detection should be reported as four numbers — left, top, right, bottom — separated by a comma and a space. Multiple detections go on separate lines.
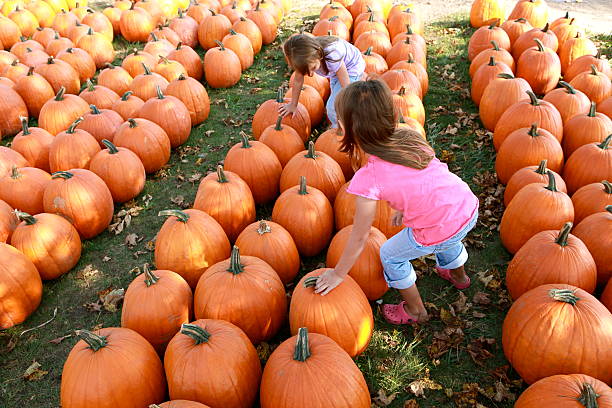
468, 0, 612, 404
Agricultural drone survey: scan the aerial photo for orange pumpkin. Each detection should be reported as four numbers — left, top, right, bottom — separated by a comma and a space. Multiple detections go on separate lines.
77, 104, 123, 146
168, 43, 203, 80
314, 127, 353, 180
470, 0, 504, 28
49, 118, 101, 172
562, 101, 612, 157
79, 80, 120, 110
13, 68, 54, 119
391, 54, 428, 95
129, 63, 170, 102
515, 374, 612, 408
573, 205, 612, 285
0, 146, 29, 178
111, 91, 145, 121
246, 2, 277, 44
38, 87, 90, 136
76, 28, 115, 69
197, 10, 231, 49
563, 135, 612, 195
154, 56, 188, 82
56, 47, 97, 83
515, 38, 561, 95
559, 32, 597, 74
113, 118, 171, 174
467, 20, 511, 61
354, 30, 392, 58
252, 87, 311, 141
120, 3, 154, 42
203, 40, 241, 88
231, 16, 262, 55
285, 84, 325, 127
121, 49, 157, 77
0, 166, 50, 215
571, 181, 612, 225
479, 73, 531, 131
33, 56, 80, 94
11, 119, 53, 172
507, 0, 548, 29
569, 64, 611, 104
503, 160, 566, 206
542, 80, 590, 124
471, 56, 513, 105
565, 51, 611, 83
512, 23, 559, 59
170, 10, 199, 48
166, 74, 209, 125
97, 63, 133, 96
0, 200, 18, 243
362, 46, 388, 75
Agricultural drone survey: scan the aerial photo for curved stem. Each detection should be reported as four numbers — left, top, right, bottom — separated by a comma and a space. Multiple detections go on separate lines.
526, 90, 539, 106
66, 117, 83, 134
216, 165, 228, 183
104, 63, 115, 69
142, 63, 151, 75
364, 46, 372, 56
150, 32, 158, 42
10, 166, 21, 179
54, 86, 66, 101
175, 41, 183, 50
90, 104, 101, 114
51, 171, 74, 179
304, 141, 317, 159
158, 209, 190, 222
588, 101, 596, 117
214, 40, 225, 50
497, 73, 515, 79
534, 159, 548, 174
101, 139, 119, 154
406, 24, 413, 35
598, 134, 611, 150
490, 40, 499, 51
128, 118, 138, 128
121, 91, 133, 100
85, 79, 95, 92
239, 132, 251, 148
298, 176, 308, 195
180, 323, 211, 344
227, 245, 244, 274
257, 220, 271, 235
275, 86, 284, 103
541, 22, 549, 32
558, 81, 576, 94
155, 85, 165, 100
533, 38, 545, 52
274, 115, 283, 131
548, 288, 579, 305
601, 180, 612, 194
143, 264, 159, 287
14, 210, 37, 225
76, 330, 108, 351
589, 64, 598, 76
555, 222, 573, 246
527, 123, 539, 138
576, 383, 600, 408
487, 56, 496, 66
26, 66, 34, 76
544, 170, 557, 192
293, 327, 311, 362
488, 18, 499, 29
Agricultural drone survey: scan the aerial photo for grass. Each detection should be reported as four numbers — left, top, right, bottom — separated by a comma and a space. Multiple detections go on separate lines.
1, 2, 611, 407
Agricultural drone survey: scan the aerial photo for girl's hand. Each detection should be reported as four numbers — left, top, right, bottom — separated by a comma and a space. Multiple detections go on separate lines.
278, 103, 296, 118
392, 210, 404, 226
314, 269, 346, 296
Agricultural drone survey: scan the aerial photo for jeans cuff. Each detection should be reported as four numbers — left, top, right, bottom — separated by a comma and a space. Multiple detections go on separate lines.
437, 247, 468, 270
385, 274, 417, 290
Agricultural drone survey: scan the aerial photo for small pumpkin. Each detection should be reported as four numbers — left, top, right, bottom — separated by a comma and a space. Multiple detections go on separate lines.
186, 0, 214, 23
563, 101, 612, 157
362, 46, 388, 75
285, 84, 325, 127
119, 3, 154, 42
45, 33, 74, 58
169, 9, 199, 48
479, 73, 531, 131
312, 16, 349, 41
565, 51, 611, 83
77, 104, 123, 146
97, 63, 133, 96
11, 118, 53, 172
563, 135, 612, 195
551, 18, 584, 50
514, 374, 612, 408
111, 91, 145, 121
166, 74, 210, 125
569, 64, 611, 105
245, 2, 277, 44
385, 37, 426, 70
76, 28, 115, 69
149, 24, 181, 46
203, 39, 242, 88
49, 117, 101, 172
0, 146, 29, 177
314, 127, 353, 179
320, 3, 353, 30
507, 0, 548, 29
79, 79, 120, 110
573, 204, 612, 285
113, 118, 171, 174
1, 59, 29, 83
386, 7, 423, 37
154, 56, 188, 82
252, 87, 311, 141
167, 42, 203, 80
121, 49, 157, 77
503, 159, 566, 206
13, 68, 54, 119
354, 30, 392, 59
56, 47, 97, 83
512, 22, 559, 59
542, 80, 590, 124
231, 16, 262, 55
0, 166, 50, 215
197, 9, 231, 49
391, 24, 426, 49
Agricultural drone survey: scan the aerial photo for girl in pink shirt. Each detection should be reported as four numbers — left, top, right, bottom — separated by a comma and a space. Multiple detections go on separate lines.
314, 79, 479, 325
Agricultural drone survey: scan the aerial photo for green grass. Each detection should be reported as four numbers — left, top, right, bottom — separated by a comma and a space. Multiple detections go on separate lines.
2, 3, 611, 407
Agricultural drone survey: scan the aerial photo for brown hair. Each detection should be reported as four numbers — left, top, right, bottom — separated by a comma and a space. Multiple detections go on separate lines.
335, 79, 434, 170
282, 34, 340, 75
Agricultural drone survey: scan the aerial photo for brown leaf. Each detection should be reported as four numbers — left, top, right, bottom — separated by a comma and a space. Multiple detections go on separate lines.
493, 381, 515, 402
101, 288, 124, 312
473, 311, 486, 318
439, 307, 464, 328
170, 195, 190, 209
404, 400, 419, 408
408, 377, 442, 397
373, 389, 397, 407
450, 291, 469, 314
472, 292, 491, 305
124, 233, 139, 248
427, 327, 464, 358
466, 337, 496, 366
101, 256, 111, 262
452, 383, 481, 408
23, 361, 48, 381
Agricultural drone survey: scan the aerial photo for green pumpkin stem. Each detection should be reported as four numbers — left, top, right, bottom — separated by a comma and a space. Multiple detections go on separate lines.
274, 115, 283, 130
558, 81, 576, 94
257, 220, 271, 235
293, 327, 312, 362
158, 209, 190, 222
406, 24, 413, 35
239, 132, 252, 148
142, 63, 152, 75
497, 73, 515, 79
46, 56, 54, 64
180, 323, 211, 344
9, 166, 21, 179
606, 205, 612, 214
155, 85, 165, 100
533, 38, 545, 52
66, 117, 83, 133
487, 56, 496, 66
488, 19, 499, 29
535, 160, 548, 174
526, 90, 539, 106
303, 276, 318, 287
544, 170, 557, 192
214, 40, 225, 50
89, 104, 101, 115
589, 64, 598, 75
150, 32, 159, 41
128, 118, 138, 128
548, 288, 580, 305
229, 28, 238, 36
101, 139, 119, 154
216, 165, 228, 183
304, 141, 317, 159
601, 180, 612, 194
121, 91, 133, 100
490, 40, 499, 51
227, 245, 244, 274
576, 383, 600, 408
51, 171, 74, 179
275, 87, 284, 103
298, 176, 308, 195
176, 41, 183, 50
555, 222, 573, 246
20, 116, 30, 135
87, 27, 93, 35
14, 210, 36, 225
143, 264, 160, 287
85, 79, 95, 92
527, 123, 539, 138
364, 46, 373, 56
329, 15, 339, 22
598, 134, 611, 150
588, 101, 596, 117
76, 330, 108, 351
26, 66, 34, 75
54, 86, 66, 101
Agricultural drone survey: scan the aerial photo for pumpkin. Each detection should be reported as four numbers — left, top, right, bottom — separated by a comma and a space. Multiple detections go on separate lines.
0, 83, 27, 138
38, 87, 89, 136
380, 69, 422, 96
471, 56, 513, 105
11, 118, 53, 171
569, 64, 612, 105
221, 28, 253, 70
49, 118, 101, 172
387, 7, 422, 36
193, 166, 255, 241
1, 59, 29, 83
234, 219, 299, 285
503, 160, 567, 206
76, 28, 114, 69
320, 4, 353, 30
516, 38, 561, 95
165, 74, 209, 125
146, 36, 176, 59
187, 0, 214, 23
312, 16, 350, 41
197, 10, 230, 49
354, 30, 392, 58
149, 24, 181, 46
121, 49, 157, 77
398, 114, 427, 138
351, 0, 385, 20
257, 0, 282, 24
55, 47, 96, 84
154, 56, 187, 82
261, 327, 371, 408
111, 91, 144, 121
135, 0, 163, 24
154, 402, 210, 408
470, 0, 504, 28
168, 10, 199, 49
102, 7, 122, 35
67, 21, 92, 44
551, 18, 584, 50
500, 171, 574, 254
20, 47, 49, 68
60, 328, 166, 408
479, 73, 531, 131
391, 54, 428, 95
164, 320, 261, 407
89, 139, 146, 203
549, 11, 574, 29
272, 176, 333, 256
563, 135, 612, 195
137, 85, 191, 148
565, 51, 612, 83
313, 127, 353, 179
203, 40, 241, 88
571, 180, 612, 225
259, 116, 303, 168
391, 25, 426, 50
129, 63, 169, 102
252, 87, 311, 141
97, 63, 132, 96
167, 43, 203, 80
155, 209, 231, 288
45, 33, 74, 58
78, 80, 119, 110
563, 101, 612, 157
0, 166, 50, 215
506, 222, 596, 299
289, 269, 373, 357
113, 118, 171, 174
0, 200, 17, 243
392, 86, 425, 125
353, 14, 388, 41
246, 2, 276, 44
469, 41, 513, 79
0, 16, 22, 49
77, 104, 122, 146
285, 84, 325, 127
385, 37, 426, 70
0, 146, 29, 177
601, 268, 612, 311
493, 90, 563, 151
32, 27, 56, 48
51, 9, 78, 38
599, 96, 612, 118
290, 70, 330, 101
508, 0, 548, 29
362, 46, 388, 75
512, 23, 559, 59
559, 33, 597, 75
232, 16, 262, 55
467, 20, 511, 61
33, 56, 80, 95
0, 242, 42, 329
224, 132, 282, 204
502, 284, 612, 384
542, 81, 590, 124
573, 204, 612, 285
121, 265, 193, 354
515, 374, 612, 408
11, 211, 81, 280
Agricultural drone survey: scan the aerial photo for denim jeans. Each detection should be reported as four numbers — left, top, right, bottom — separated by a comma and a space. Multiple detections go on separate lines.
327, 74, 363, 128
379, 212, 479, 289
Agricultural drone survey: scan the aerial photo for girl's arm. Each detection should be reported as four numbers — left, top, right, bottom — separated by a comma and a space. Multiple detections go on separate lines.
279, 73, 304, 117
314, 196, 377, 296
336, 61, 351, 88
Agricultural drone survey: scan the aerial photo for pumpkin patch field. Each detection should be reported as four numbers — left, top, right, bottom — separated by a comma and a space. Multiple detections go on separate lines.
1, 0, 611, 406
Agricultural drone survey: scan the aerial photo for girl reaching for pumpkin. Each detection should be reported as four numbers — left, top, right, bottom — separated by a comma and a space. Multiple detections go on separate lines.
280, 34, 365, 128
314, 79, 479, 325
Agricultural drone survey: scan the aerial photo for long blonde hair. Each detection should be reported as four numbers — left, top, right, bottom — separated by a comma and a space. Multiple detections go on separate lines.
335, 79, 434, 170
282, 34, 340, 75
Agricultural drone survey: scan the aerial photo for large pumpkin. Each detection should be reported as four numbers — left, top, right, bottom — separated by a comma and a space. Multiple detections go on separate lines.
467, 20, 511, 61
0, 242, 42, 329
0, 147, 29, 178
470, 0, 504, 28
111, 91, 145, 121
468, 40, 515, 78
505, 222, 597, 299
0, 166, 50, 215
164, 320, 261, 407
168, 43, 204, 80
512, 23, 559, 59
39, 87, 89, 136
260, 328, 371, 408
502, 284, 612, 384
121, 266, 193, 354
565, 51, 612, 83
515, 374, 612, 408
113, 118, 171, 174
313, 127, 353, 179
155, 209, 231, 288
508, 0, 548, 29
49, 118, 101, 173
193, 166, 255, 242
289, 269, 373, 357
559, 33, 597, 75
499, 171, 574, 254
11, 119, 53, 172
542, 81, 590, 124
259, 116, 304, 168
13, 67, 55, 118
42, 169, 114, 239
56, 48, 96, 84
515, 38, 561, 95
166, 74, 210, 125
479, 73, 531, 131
129, 63, 169, 102
203, 40, 242, 88
246, 2, 277, 44
77, 105, 123, 147
562, 135, 612, 195
60, 328, 166, 408
272, 176, 334, 257
252, 87, 311, 141
503, 160, 566, 206
569, 64, 612, 105
563, 101, 612, 158
34, 56, 80, 94
573, 205, 612, 285
471, 56, 513, 105
79, 80, 120, 110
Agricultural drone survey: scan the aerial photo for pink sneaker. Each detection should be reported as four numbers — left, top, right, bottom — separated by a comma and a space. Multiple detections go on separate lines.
381, 301, 419, 325
435, 267, 471, 290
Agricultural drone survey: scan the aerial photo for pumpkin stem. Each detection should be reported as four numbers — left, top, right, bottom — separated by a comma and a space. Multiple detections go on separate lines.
177, 73, 187, 81
150, 32, 159, 41
142, 63, 152, 75
175, 41, 182, 50
76, 330, 108, 351
497, 73, 515, 79
586, 101, 597, 117
555, 222, 573, 247
89, 104, 101, 115
10, 166, 21, 179
51, 171, 74, 179
526, 90, 539, 106
26, 66, 34, 76
407, 53, 415, 63
104, 63, 115, 69
257, 220, 271, 235
602, 180, 612, 194
558, 81, 576, 94
275, 87, 285, 103
87, 27, 93, 35
329, 15, 339, 22
303, 276, 318, 287
293, 327, 311, 362
576, 383, 600, 408
606, 205, 612, 214
535, 160, 548, 174
214, 40, 225, 50
406, 24, 413, 35
66, 117, 84, 133
158, 209, 190, 222
515, 18, 527, 23
598, 134, 611, 150
20, 116, 30, 135
180, 323, 211, 344
216, 165, 228, 183
298, 176, 308, 195
487, 56, 496, 66
121, 91, 133, 101
490, 40, 499, 51
488, 19, 499, 29
66, 48, 74, 54
101, 139, 119, 154
533, 38, 545, 52
548, 288, 580, 305
85, 79, 95, 92
128, 118, 138, 128
364, 46, 372, 56
227, 245, 244, 274
54, 86, 66, 101
304, 141, 317, 159
404, 37, 410, 44
527, 123, 539, 138
155, 85, 165, 100
14, 210, 37, 225
327, 30, 332, 36
229, 28, 237, 36
541, 22, 549, 32
544, 170, 557, 192
274, 115, 283, 131
589, 64, 598, 76
239, 132, 252, 148
143, 264, 160, 287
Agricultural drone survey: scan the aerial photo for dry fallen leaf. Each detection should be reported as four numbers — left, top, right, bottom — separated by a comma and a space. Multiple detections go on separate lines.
409, 377, 443, 397
404, 400, 419, 408
23, 361, 48, 381
466, 337, 496, 366
124, 233, 139, 248
101, 288, 125, 312
372, 389, 397, 407
472, 292, 491, 305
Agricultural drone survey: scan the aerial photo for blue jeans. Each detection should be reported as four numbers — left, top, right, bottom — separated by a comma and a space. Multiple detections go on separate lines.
380, 212, 479, 290
327, 74, 363, 128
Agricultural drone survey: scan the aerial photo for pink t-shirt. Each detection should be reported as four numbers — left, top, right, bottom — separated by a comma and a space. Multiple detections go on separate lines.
347, 155, 479, 246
